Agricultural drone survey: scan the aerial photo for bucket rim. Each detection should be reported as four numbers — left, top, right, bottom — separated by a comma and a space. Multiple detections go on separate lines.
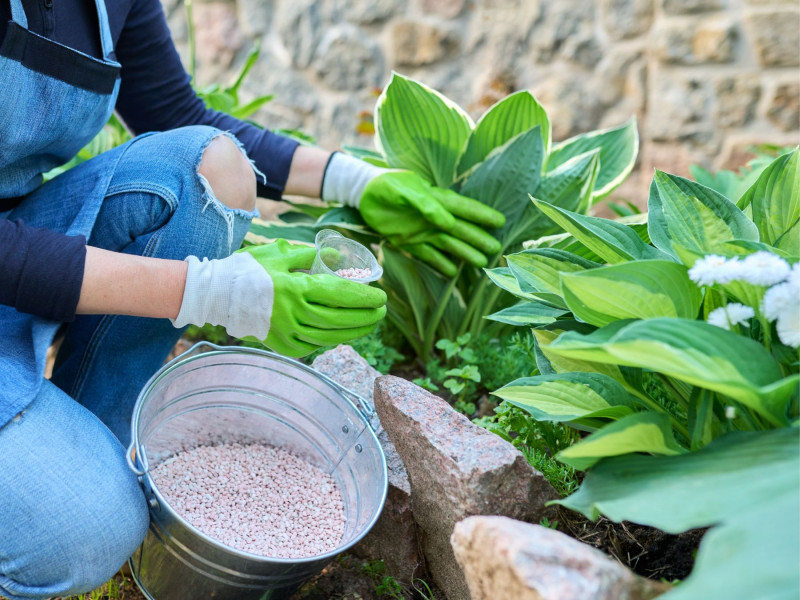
127, 341, 389, 565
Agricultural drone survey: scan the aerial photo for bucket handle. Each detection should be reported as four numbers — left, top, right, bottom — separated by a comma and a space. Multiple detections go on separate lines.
177, 341, 383, 432
126, 441, 149, 476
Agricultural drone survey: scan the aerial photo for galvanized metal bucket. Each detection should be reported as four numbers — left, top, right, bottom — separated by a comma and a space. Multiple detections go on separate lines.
126, 342, 388, 600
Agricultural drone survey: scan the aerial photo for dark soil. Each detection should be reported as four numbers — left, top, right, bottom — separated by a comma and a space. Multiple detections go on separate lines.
293, 554, 444, 600
555, 505, 705, 583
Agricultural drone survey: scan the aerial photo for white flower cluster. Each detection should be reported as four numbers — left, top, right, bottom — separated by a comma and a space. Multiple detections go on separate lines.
691, 252, 799, 348
688, 251, 791, 287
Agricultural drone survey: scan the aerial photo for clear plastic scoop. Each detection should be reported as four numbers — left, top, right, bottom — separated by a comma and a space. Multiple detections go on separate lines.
309, 229, 383, 283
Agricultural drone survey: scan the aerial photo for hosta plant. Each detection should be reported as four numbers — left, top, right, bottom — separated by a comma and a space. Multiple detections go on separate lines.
487, 148, 800, 599
251, 73, 638, 361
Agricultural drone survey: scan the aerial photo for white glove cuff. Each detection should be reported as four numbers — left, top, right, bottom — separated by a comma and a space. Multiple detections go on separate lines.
321, 151, 384, 208
171, 254, 274, 341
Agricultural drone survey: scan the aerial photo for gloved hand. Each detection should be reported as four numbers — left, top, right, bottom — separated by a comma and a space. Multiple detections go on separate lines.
322, 152, 506, 277
171, 239, 387, 357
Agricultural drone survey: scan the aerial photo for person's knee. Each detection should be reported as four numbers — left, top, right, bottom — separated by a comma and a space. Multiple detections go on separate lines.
0, 450, 149, 598
198, 134, 257, 212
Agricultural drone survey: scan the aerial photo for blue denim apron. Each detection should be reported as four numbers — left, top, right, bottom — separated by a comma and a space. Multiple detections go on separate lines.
0, 0, 122, 424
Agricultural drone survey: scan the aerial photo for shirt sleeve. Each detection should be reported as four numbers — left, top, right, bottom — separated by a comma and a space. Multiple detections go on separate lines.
0, 220, 87, 322
113, 0, 300, 200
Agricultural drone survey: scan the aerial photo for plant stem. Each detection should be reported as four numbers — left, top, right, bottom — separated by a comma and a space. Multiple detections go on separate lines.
460, 254, 503, 337
185, 0, 196, 82
423, 264, 463, 362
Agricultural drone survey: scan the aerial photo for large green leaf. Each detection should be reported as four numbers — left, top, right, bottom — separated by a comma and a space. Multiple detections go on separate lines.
508, 248, 598, 291
737, 149, 799, 255
560, 260, 702, 327
546, 118, 638, 199
532, 199, 670, 263
556, 412, 685, 470
483, 266, 566, 309
504, 151, 600, 250
247, 220, 318, 244
648, 171, 759, 259
457, 90, 550, 176
556, 429, 799, 600
547, 318, 797, 425
493, 372, 637, 427
459, 127, 544, 241
486, 301, 567, 326
375, 73, 473, 187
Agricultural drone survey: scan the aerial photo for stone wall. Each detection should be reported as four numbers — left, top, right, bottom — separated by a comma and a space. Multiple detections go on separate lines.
164, 0, 799, 204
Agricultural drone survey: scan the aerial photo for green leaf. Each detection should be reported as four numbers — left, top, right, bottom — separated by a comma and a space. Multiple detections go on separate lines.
507, 249, 595, 298
230, 95, 274, 120
532, 199, 670, 263
247, 221, 318, 244
556, 429, 799, 600
486, 301, 568, 326
648, 171, 759, 259
375, 73, 473, 187
546, 118, 638, 199
737, 149, 799, 255
556, 412, 685, 470
459, 127, 544, 242
560, 260, 703, 327
534, 150, 599, 215
493, 372, 637, 427
457, 90, 550, 175
484, 267, 556, 304
547, 318, 797, 425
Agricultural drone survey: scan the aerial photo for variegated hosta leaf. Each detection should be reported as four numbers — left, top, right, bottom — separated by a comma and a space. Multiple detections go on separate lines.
647, 170, 759, 260
457, 90, 551, 176
555, 412, 685, 470
560, 260, 702, 327
557, 428, 799, 600
737, 148, 799, 256
532, 199, 671, 264
546, 118, 638, 200
547, 317, 797, 426
375, 72, 473, 187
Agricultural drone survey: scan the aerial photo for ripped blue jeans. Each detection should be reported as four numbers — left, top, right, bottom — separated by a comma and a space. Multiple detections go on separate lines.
0, 126, 258, 600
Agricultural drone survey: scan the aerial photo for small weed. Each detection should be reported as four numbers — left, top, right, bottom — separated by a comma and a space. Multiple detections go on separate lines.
412, 578, 438, 600
362, 559, 405, 599
539, 516, 559, 530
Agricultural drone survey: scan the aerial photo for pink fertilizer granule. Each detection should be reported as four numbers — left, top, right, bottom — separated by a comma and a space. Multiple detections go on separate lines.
151, 443, 346, 558
335, 267, 372, 279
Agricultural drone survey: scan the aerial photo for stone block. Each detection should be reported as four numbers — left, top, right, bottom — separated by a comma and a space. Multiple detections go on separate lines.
747, 10, 800, 67
375, 375, 558, 600
767, 82, 800, 132
662, 0, 722, 13
715, 74, 762, 128
419, 0, 468, 18
654, 21, 736, 64
451, 516, 671, 600
279, 0, 325, 70
391, 21, 459, 67
236, 0, 273, 38
647, 75, 713, 141
193, 2, 244, 80
342, 0, 405, 25
314, 25, 385, 91
600, 0, 655, 40
311, 347, 421, 582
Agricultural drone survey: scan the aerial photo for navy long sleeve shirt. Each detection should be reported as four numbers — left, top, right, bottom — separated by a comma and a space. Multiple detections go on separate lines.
0, 0, 300, 321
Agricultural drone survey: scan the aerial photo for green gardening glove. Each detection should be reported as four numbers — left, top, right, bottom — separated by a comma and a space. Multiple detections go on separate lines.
235, 240, 387, 357
321, 153, 506, 277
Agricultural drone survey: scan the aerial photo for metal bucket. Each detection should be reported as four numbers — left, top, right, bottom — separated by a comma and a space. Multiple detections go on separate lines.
125, 342, 388, 600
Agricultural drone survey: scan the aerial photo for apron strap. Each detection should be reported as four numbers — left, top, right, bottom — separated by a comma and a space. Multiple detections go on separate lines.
93, 0, 115, 61
8, 0, 28, 28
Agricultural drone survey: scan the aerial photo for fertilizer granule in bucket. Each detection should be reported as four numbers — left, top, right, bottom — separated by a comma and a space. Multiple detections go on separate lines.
151, 442, 346, 558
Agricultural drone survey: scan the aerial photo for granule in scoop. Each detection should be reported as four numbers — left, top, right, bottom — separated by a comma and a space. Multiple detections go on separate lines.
335, 267, 372, 279
150, 443, 345, 559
